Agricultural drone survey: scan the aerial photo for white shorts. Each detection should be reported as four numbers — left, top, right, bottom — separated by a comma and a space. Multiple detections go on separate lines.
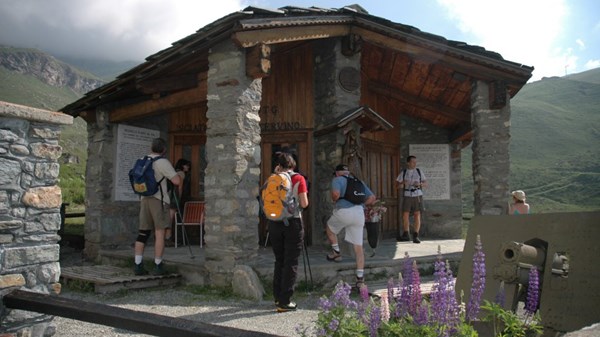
327, 205, 365, 246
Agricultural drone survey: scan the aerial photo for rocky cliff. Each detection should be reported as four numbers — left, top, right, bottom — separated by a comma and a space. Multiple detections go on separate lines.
0, 46, 104, 94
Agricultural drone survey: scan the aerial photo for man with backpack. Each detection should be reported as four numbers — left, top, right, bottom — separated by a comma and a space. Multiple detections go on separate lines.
396, 155, 428, 243
260, 152, 308, 312
133, 138, 181, 276
325, 164, 376, 290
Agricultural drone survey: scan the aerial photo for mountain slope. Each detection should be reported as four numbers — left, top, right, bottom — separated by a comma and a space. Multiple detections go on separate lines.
462, 68, 600, 214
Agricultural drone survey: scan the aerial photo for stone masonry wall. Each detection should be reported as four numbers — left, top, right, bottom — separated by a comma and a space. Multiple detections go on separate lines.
471, 80, 511, 215
84, 108, 168, 259
313, 38, 361, 246
0, 101, 73, 337
204, 40, 262, 286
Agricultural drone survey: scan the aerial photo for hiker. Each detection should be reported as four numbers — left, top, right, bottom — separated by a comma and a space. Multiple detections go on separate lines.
265, 152, 308, 312
134, 138, 181, 276
396, 155, 428, 243
325, 164, 376, 290
166, 158, 191, 246
509, 190, 530, 214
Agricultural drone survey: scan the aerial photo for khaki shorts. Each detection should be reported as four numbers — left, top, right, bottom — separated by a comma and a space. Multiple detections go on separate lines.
139, 197, 170, 230
327, 205, 365, 246
402, 196, 424, 213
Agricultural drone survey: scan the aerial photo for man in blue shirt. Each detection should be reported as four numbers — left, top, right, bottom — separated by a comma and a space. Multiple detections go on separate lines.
325, 164, 376, 289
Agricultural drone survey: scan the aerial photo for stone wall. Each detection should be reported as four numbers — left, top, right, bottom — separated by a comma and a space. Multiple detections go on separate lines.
0, 101, 73, 337
84, 108, 168, 259
400, 116, 463, 238
313, 38, 362, 245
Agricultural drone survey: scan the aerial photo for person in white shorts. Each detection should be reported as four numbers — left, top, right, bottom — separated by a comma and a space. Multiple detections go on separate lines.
325, 164, 376, 289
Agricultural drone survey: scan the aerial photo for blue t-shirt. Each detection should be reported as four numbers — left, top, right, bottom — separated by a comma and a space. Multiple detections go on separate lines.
332, 175, 374, 209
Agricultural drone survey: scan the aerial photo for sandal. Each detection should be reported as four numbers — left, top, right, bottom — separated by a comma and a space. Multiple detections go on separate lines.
326, 250, 342, 262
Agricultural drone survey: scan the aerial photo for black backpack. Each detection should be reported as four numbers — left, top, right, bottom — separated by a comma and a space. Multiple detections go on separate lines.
402, 168, 422, 184
341, 176, 367, 204
129, 156, 164, 197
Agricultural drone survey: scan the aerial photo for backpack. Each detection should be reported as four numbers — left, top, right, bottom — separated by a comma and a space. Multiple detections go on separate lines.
129, 156, 165, 197
341, 176, 367, 204
259, 171, 299, 224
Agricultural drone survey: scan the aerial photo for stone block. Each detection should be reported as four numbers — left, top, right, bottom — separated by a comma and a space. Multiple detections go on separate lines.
232, 265, 264, 301
22, 186, 61, 209
0, 274, 25, 288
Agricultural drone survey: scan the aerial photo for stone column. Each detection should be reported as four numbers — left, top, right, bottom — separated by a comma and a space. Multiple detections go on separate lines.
313, 38, 361, 245
204, 41, 262, 287
0, 101, 72, 337
471, 80, 511, 215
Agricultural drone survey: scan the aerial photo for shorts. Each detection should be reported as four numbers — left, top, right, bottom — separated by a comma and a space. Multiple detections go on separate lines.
139, 197, 170, 230
327, 205, 365, 246
402, 196, 424, 213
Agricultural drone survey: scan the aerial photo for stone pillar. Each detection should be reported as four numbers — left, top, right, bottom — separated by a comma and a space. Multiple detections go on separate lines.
471, 80, 511, 215
0, 101, 72, 337
204, 41, 262, 287
313, 38, 361, 245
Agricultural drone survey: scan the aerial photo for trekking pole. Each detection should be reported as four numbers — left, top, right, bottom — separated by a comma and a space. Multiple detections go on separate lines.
173, 192, 195, 259
300, 213, 313, 289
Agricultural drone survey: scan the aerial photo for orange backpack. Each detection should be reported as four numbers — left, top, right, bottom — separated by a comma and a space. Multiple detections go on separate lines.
259, 172, 298, 224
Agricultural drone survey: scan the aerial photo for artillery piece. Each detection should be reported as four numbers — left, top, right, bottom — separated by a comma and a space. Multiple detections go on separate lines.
456, 212, 600, 336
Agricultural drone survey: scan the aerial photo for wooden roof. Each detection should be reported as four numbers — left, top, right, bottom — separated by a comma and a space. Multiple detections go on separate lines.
60, 4, 533, 137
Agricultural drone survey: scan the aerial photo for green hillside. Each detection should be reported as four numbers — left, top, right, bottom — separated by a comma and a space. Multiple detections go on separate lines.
462, 68, 600, 214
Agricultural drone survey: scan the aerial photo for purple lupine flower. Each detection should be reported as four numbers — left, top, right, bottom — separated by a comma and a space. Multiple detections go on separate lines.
328, 318, 340, 331
415, 299, 429, 325
445, 260, 461, 328
466, 234, 486, 322
430, 247, 448, 325
387, 277, 395, 304
360, 283, 370, 302
369, 306, 382, 337
409, 260, 423, 319
330, 280, 357, 310
318, 297, 334, 312
395, 252, 413, 318
525, 267, 540, 315
494, 281, 506, 307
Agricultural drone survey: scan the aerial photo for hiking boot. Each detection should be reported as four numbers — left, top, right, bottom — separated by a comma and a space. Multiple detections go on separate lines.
151, 262, 167, 276
134, 263, 148, 276
412, 232, 421, 244
355, 276, 366, 290
397, 231, 410, 242
276, 301, 297, 312
326, 250, 342, 262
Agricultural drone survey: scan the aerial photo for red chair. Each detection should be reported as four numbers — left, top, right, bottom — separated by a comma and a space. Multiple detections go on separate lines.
175, 201, 205, 248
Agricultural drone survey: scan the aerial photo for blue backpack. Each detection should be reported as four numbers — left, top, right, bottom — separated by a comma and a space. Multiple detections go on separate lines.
129, 156, 164, 197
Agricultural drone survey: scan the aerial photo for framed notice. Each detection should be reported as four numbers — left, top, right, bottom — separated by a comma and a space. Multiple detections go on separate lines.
408, 144, 450, 200
114, 125, 160, 201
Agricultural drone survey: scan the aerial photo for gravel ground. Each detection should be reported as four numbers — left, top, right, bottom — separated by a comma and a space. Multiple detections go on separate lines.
54, 246, 323, 337
52, 287, 322, 337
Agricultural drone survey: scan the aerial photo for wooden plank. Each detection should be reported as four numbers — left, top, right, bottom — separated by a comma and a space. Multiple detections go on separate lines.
3, 289, 280, 337
233, 24, 349, 47
61, 265, 182, 293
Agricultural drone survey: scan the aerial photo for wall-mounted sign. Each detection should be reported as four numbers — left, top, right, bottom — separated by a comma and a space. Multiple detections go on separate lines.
409, 144, 450, 200
114, 124, 160, 201
260, 122, 303, 132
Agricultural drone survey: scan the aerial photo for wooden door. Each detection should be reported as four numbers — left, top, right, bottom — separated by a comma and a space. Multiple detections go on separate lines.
361, 138, 401, 238
260, 131, 313, 245
169, 133, 206, 201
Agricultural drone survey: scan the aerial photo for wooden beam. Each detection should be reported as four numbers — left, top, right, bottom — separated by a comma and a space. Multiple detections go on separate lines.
246, 44, 271, 79
233, 25, 350, 47
109, 87, 204, 123
3, 289, 277, 337
136, 73, 199, 94
368, 81, 470, 123
352, 26, 530, 88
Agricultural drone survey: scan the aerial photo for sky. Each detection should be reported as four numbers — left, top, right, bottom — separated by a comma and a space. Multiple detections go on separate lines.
1, 0, 599, 82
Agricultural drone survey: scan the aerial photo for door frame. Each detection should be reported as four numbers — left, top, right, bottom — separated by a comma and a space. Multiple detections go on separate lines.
260, 131, 313, 245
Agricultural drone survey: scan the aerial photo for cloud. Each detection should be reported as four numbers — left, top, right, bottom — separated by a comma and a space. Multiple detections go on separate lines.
436, 0, 570, 81
0, 0, 243, 61
585, 59, 600, 70
575, 39, 586, 50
